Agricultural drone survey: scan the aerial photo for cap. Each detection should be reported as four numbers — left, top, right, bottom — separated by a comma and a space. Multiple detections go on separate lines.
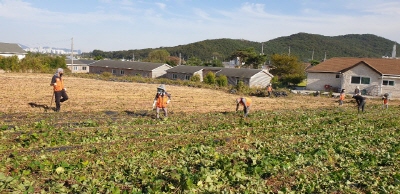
57, 68, 64, 74
157, 84, 166, 91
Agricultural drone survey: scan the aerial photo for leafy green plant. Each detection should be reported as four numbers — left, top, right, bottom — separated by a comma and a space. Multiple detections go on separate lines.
0, 106, 399, 193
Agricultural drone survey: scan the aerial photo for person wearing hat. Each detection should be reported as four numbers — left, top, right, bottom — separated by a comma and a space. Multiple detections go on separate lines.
338, 89, 346, 106
266, 84, 273, 97
354, 86, 360, 95
50, 68, 68, 112
352, 94, 366, 113
152, 84, 171, 119
382, 93, 389, 109
236, 97, 252, 117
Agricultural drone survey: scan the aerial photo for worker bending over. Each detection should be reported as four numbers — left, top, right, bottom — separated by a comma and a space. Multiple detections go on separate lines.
236, 97, 252, 117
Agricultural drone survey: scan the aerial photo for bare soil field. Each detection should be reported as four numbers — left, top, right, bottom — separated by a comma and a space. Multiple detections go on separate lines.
0, 73, 394, 114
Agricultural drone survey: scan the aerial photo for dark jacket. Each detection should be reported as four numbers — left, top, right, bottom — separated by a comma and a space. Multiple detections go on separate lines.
352, 95, 365, 105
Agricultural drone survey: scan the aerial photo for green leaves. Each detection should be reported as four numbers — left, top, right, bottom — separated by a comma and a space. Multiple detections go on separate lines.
0, 108, 399, 193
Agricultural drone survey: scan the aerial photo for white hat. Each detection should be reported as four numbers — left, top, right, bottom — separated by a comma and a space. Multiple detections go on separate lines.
157, 84, 166, 91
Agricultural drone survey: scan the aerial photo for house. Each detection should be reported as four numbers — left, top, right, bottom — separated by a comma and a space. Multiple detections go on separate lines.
0, 42, 27, 60
89, 60, 171, 78
203, 67, 224, 76
306, 57, 400, 97
66, 59, 96, 73
215, 68, 274, 87
166, 66, 205, 81
165, 66, 224, 81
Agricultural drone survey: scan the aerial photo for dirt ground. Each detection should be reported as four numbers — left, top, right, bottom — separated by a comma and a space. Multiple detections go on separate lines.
0, 73, 394, 114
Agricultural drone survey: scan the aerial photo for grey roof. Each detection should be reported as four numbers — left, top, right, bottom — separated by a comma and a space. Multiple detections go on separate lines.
66, 59, 96, 65
166, 65, 205, 74
89, 60, 169, 71
203, 67, 224, 71
0, 42, 26, 54
216, 68, 273, 78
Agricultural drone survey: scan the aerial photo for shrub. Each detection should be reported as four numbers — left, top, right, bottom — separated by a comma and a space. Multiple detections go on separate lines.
204, 72, 216, 85
190, 74, 201, 82
236, 80, 245, 92
216, 75, 228, 87
101, 72, 113, 78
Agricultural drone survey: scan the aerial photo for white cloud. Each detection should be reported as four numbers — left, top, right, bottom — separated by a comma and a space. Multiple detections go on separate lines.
155, 2, 166, 10
1, 0, 399, 51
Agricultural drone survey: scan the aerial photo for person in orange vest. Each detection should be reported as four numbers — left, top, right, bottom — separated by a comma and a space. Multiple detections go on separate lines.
339, 89, 346, 106
152, 84, 171, 119
266, 84, 273, 97
236, 97, 252, 117
382, 93, 389, 109
50, 68, 68, 112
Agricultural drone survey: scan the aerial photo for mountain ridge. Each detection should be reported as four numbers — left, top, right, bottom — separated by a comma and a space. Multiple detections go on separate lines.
21, 33, 395, 62
89, 33, 397, 62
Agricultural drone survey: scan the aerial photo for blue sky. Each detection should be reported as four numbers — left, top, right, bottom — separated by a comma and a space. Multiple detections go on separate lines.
1, 0, 399, 52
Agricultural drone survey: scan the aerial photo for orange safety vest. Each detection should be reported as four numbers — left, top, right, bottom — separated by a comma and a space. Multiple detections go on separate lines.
267, 86, 272, 92
383, 98, 388, 104
339, 93, 345, 101
156, 94, 169, 108
240, 97, 252, 107
53, 77, 64, 92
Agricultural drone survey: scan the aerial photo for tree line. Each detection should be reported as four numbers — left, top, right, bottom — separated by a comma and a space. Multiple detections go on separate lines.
0, 53, 67, 73
0, 49, 306, 87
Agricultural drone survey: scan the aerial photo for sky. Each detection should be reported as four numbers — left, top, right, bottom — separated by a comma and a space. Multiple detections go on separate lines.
1, 0, 400, 52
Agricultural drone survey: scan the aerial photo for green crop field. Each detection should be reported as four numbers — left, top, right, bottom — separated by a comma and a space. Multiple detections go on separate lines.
1, 104, 399, 193
0, 73, 399, 193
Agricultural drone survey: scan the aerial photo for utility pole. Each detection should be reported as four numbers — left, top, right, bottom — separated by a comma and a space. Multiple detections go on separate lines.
392, 44, 397, 58
312, 49, 314, 60
261, 42, 264, 55
288, 46, 291, 56
132, 53, 135, 61
179, 53, 182, 65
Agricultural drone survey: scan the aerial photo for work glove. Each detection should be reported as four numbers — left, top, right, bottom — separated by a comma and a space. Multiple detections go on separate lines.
152, 102, 156, 110
63, 88, 67, 91
53, 83, 57, 86
167, 100, 170, 104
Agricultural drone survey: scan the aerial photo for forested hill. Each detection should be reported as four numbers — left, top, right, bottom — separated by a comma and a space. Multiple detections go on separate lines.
90, 33, 397, 62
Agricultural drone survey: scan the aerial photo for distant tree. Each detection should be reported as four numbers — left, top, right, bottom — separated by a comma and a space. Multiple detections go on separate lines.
92, 50, 106, 58
51, 56, 66, 69
146, 49, 170, 63
203, 72, 216, 85
230, 47, 266, 69
0, 55, 18, 71
204, 59, 223, 67
212, 52, 223, 60
186, 56, 203, 66
269, 54, 306, 87
310, 59, 320, 66
230, 49, 250, 68
166, 56, 181, 66
94, 56, 104, 60
246, 54, 267, 69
